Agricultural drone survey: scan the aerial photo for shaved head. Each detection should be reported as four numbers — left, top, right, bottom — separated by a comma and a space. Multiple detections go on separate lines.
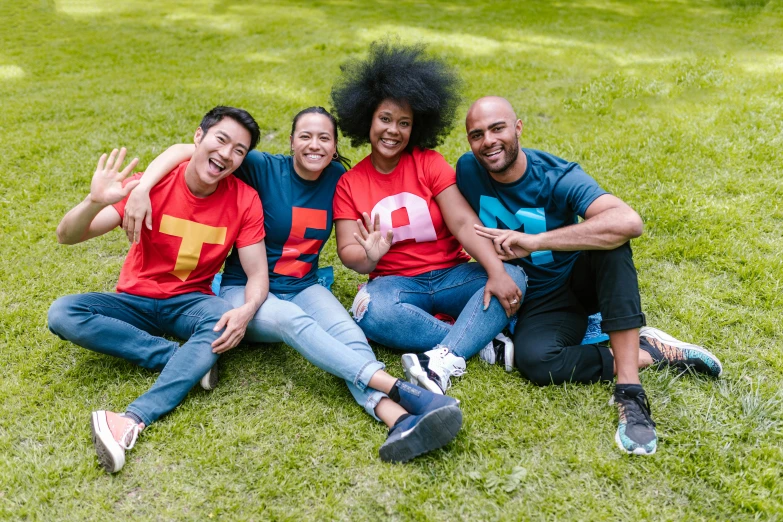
466, 96, 517, 130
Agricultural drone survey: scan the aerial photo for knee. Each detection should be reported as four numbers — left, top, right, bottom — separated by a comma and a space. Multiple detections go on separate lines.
503, 263, 528, 295
350, 285, 372, 323
515, 350, 555, 386
47, 295, 77, 338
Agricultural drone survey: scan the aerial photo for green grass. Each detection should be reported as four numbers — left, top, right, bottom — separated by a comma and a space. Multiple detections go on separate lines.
2, 0, 783, 519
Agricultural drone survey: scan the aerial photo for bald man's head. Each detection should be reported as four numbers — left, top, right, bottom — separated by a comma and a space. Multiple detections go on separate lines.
465, 96, 524, 177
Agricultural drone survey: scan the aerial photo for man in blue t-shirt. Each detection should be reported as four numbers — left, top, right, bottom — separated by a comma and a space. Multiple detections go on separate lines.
456, 96, 723, 456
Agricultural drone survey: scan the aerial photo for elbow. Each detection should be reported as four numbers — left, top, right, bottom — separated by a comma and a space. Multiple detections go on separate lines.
627, 213, 644, 239
55, 226, 71, 245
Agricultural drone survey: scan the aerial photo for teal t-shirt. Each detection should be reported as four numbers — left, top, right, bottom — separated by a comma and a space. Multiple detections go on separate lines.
456, 148, 607, 300
221, 151, 345, 294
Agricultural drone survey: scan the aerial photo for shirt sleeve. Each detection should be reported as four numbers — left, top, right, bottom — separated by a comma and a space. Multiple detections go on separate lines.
552, 163, 609, 218
234, 150, 269, 189
422, 149, 457, 196
235, 189, 266, 248
111, 172, 144, 219
332, 175, 361, 221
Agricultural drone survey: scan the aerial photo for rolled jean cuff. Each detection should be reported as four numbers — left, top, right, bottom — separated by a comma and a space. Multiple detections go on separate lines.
601, 312, 646, 333
124, 406, 152, 428
363, 390, 388, 422
354, 359, 385, 391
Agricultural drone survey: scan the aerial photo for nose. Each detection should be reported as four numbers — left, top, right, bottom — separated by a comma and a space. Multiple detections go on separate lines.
217, 142, 232, 159
305, 137, 320, 150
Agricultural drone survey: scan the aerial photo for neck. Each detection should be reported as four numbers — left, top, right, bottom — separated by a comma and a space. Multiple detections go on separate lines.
291, 157, 323, 181
184, 163, 218, 198
370, 150, 401, 174
489, 150, 527, 184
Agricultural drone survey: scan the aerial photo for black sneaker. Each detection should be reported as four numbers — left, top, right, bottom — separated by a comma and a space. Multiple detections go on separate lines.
610, 385, 657, 456
640, 327, 722, 377
378, 403, 463, 463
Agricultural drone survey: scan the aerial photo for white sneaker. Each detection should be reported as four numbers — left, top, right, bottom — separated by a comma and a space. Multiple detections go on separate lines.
90, 410, 141, 473
200, 361, 219, 391
401, 346, 466, 395
479, 332, 515, 372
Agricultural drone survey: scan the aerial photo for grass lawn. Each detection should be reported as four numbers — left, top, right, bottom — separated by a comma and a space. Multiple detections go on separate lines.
2, 0, 782, 519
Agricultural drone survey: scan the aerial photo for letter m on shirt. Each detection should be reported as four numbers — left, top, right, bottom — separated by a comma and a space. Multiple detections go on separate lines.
479, 195, 554, 265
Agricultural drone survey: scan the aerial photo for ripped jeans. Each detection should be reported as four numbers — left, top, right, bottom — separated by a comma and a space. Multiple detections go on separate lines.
220, 284, 387, 420
351, 262, 527, 360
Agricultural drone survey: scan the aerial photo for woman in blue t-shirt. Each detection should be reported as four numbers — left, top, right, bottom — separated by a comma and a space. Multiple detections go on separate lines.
121, 107, 462, 463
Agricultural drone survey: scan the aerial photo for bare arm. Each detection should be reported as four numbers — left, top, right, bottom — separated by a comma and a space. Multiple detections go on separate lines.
56, 148, 139, 244
475, 194, 643, 259
210, 240, 269, 354
335, 214, 393, 275
122, 144, 196, 243
436, 185, 522, 316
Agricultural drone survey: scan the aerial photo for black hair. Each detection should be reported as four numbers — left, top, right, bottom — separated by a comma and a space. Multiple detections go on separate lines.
199, 106, 261, 151
330, 41, 461, 151
290, 106, 351, 170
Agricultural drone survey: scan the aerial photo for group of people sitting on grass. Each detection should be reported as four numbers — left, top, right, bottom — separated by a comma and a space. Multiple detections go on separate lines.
47, 41, 723, 473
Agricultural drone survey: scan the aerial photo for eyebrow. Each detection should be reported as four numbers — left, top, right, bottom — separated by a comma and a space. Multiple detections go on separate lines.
468, 120, 506, 135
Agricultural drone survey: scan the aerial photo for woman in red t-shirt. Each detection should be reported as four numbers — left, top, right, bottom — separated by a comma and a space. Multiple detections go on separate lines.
332, 42, 527, 395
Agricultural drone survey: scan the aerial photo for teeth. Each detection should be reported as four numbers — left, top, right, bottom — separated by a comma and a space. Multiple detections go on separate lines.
210, 159, 225, 170
306, 154, 322, 160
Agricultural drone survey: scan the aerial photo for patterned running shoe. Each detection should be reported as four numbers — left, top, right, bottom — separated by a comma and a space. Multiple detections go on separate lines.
90, 410, 142, 473
610, 386, 657, 456
478, 332, 515, 372
640, 327, 723, 377
401, 347, 466, 395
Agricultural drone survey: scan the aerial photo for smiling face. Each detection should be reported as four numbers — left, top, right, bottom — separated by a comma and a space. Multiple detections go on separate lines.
290, 112, 338, 180
466, 97, 525, 179
369, 98, 413, 172
187, 117, 251, 196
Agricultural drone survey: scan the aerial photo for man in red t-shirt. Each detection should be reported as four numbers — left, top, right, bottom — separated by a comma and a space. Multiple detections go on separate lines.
47, 106, 269, 474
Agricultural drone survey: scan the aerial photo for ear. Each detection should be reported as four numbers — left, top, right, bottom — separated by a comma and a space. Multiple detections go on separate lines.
194, 127, 204, 145
515, 119, 524, 139
289, 135, 294, 151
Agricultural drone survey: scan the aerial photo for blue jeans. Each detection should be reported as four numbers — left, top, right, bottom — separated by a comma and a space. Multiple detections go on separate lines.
351, 262, 527, 360
220, 284, 387, 420
47, 292, 231, 427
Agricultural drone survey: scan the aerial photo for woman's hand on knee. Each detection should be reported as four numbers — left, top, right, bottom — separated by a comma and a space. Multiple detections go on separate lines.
211, 307, 255, 353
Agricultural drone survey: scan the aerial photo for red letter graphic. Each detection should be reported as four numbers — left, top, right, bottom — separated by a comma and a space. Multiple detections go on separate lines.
273, 207, 327, 278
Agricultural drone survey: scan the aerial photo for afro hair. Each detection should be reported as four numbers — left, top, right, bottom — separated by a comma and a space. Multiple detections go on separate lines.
330, 40, 461, 151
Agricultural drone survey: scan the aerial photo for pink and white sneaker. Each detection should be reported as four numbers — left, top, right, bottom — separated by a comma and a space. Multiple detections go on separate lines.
90, 410, 142, 473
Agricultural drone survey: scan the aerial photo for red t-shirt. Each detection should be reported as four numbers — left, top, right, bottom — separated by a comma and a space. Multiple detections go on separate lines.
112, 161, 265, 298
333, 147, 470, 278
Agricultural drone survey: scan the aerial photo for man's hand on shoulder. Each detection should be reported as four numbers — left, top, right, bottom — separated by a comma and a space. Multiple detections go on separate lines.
90, 148, 140, 207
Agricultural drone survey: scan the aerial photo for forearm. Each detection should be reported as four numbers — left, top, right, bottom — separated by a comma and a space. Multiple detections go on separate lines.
454, 220, 507, 276
338, 245, 379, 274
534, 208, 642, 252
56, 195, 108, 244
241, 271, 268, 315
137, 144, 195, 192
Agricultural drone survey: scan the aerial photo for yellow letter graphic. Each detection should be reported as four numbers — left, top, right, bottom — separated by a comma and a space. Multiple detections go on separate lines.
159, 215, 227, 281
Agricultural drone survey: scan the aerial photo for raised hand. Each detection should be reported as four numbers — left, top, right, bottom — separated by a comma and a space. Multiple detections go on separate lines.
354, 212, 394, 263
89, 148, 140, 206
474, 224, 534, 260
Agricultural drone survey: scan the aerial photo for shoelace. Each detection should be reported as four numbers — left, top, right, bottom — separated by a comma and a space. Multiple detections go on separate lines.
119, 423, 141, 450
621, 392, 657, 428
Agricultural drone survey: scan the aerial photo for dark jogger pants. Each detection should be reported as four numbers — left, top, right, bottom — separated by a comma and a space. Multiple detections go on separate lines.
512, 242, 646, 386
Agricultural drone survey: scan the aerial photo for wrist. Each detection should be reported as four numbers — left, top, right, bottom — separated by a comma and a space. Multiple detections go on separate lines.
86, 193, 110, 208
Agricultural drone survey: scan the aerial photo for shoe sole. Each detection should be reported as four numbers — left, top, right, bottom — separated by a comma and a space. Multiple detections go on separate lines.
90, 411, 124, 473
200, 362, 219, 391
499, 333, 515, 373
640, 327, 723, 377
614, 429, 656, 456
379, 404, 463, 463
401, 354, 444, 395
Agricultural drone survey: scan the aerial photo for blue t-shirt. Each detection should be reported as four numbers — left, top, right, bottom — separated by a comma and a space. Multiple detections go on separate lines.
221, 151, 345, 294
456, 148, 607, 300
